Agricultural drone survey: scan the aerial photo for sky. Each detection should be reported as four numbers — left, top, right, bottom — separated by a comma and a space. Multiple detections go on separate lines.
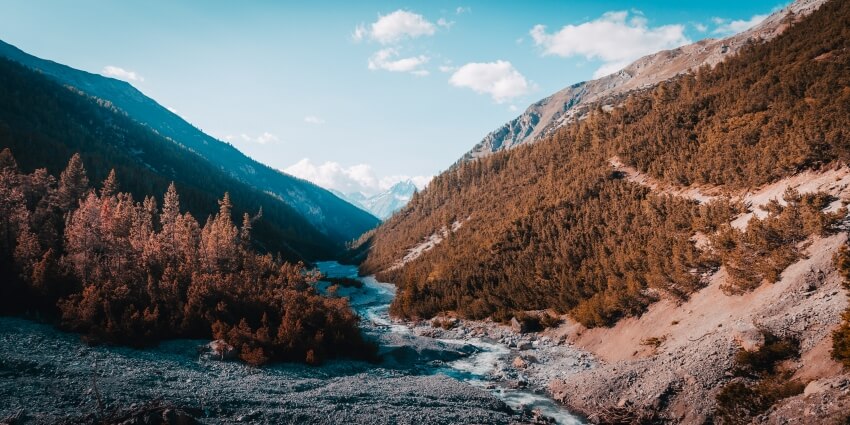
0, 0, 785, 196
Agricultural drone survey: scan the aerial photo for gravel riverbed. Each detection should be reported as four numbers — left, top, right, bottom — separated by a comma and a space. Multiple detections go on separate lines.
0, 262, 587, 424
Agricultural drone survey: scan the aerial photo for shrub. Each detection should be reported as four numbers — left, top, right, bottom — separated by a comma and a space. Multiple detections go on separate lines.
715, 375, 804, 425
734, 332, 799, 378
716, 332, 802, 424
322, 276, 364, 289
832, 245, 850, 366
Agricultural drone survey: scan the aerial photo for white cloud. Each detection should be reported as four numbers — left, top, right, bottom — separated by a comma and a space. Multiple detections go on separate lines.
354, 10, 436, 44
438, 65, 455, 73
456, 6, 471, 15
284, 158, 431, 196
304, 115, 325, 125
223, 132, 279, 145
693, 22, 708, 33
437, 18, 454, 29
712, 14, 769, 36
256, 132, 278, 144
530, 11, 690, 78
449, 60, 533, 103
101, 65, 144, 82
368, 48, 429, 74
352, 24, 368, 42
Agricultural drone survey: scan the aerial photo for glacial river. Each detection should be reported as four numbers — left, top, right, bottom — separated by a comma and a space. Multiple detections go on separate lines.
316, 261, 584, 425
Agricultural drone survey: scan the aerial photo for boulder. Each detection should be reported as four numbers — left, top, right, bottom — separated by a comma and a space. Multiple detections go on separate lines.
511, 317, 529, 334
732, 328, 765, 352
513, 356, 528, 369
804, 380, 829, 396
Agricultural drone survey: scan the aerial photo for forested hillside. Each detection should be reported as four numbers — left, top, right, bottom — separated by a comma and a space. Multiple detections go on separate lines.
0, 149, 374, 365
363, 0, 850, 326
0, 57, 335, 261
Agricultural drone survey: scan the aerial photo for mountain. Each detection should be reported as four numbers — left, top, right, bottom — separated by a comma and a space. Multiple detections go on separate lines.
0, 40, 379, 244
363, 180, 417, 219
461, 0, 827, 162
337, 180, 418, 220
0, 55, 340, 261
363, 0, 850, 421
365, 0, 846, 330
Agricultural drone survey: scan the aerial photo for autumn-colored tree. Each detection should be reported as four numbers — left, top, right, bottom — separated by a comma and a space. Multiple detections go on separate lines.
56, 153, 89, 212
0, 149, 374, 364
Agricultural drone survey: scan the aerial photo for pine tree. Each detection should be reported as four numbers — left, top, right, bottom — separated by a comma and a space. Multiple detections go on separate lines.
100, 170, 119, 198
56, 153, 89, 211
159, 183, 180, 261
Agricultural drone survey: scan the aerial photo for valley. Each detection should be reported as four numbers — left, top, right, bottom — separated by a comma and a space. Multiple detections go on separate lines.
1, 0, 849, 423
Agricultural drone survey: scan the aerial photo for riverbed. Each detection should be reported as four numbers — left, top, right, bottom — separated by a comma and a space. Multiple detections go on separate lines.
0, 262, 585, 424
316, 261, 584, 425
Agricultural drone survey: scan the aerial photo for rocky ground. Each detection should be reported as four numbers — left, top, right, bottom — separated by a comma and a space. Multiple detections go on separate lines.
0, 318, 537, 425
408, 319, 594, 395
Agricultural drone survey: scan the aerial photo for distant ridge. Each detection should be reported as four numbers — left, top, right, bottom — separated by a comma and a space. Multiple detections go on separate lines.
335, 180, 418, 220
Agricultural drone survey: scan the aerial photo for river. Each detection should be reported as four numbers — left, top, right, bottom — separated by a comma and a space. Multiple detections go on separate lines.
0, 262, 585, 424
316, 261, 584, 425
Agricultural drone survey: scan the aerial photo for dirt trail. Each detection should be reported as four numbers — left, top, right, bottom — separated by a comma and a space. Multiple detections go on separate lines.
611, 157, 850, 230
609, 157, 720, 204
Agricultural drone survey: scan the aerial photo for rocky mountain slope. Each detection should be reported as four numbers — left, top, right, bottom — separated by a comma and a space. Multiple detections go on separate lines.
462, 0, 827, 162
549, 164, 850, 423
0, 40, 379, 244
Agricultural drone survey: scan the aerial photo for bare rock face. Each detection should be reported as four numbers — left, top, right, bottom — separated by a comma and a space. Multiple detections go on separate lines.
461, 0, 829, 162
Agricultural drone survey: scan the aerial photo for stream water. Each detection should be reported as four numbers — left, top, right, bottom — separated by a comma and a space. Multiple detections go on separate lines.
316, 261, 584, 425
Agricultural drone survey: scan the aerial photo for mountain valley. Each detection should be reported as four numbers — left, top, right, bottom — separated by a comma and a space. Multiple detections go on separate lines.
1, 0, 849, 423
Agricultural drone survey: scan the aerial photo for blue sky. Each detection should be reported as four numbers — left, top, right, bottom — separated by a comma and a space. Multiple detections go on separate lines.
0, 0, 784, 195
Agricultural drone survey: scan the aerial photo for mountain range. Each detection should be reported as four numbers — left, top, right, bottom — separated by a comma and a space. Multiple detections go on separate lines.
334, 180, 418, 220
